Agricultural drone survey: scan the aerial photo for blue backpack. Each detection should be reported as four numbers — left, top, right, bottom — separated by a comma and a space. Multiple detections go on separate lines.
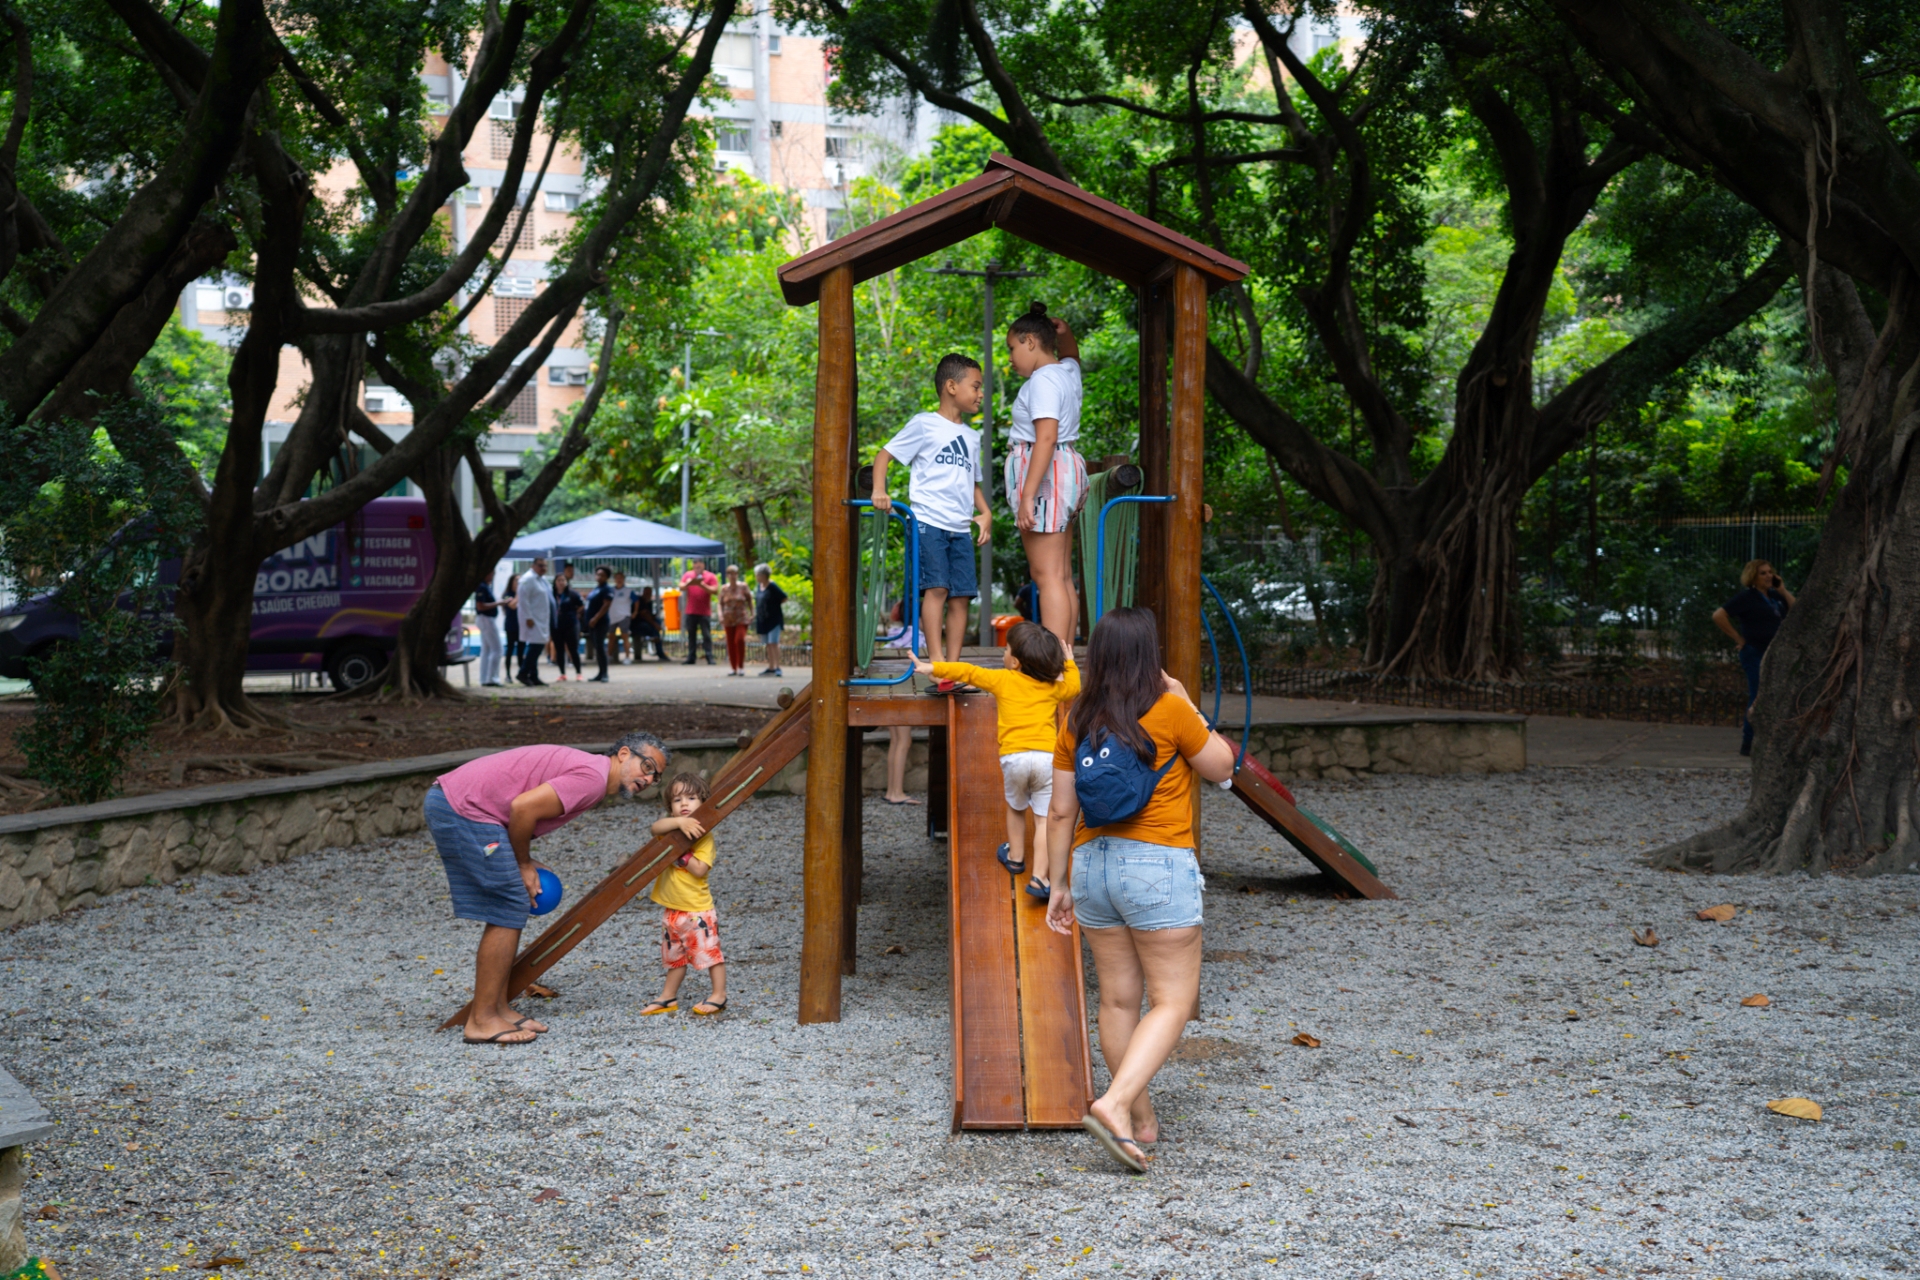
1074, 727, 1177, 827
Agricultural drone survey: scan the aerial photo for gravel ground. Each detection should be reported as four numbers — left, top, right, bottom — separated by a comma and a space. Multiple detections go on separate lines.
10, 768, 1919, 1280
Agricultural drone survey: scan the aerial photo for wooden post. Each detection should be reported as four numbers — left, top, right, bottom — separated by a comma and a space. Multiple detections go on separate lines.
800, 264, 855, 1025
1136, 278, 1170, 646
1168, 265, 1207, 836
841, 725, 863, 976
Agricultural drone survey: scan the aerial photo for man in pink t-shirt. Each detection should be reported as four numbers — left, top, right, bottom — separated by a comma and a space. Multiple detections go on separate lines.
426, 732, 670, 1045
679, 559, 719, 666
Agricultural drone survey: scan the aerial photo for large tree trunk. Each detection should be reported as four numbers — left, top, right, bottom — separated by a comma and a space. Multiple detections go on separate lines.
1657, 266, 1920, 875
381, 449, 469, 700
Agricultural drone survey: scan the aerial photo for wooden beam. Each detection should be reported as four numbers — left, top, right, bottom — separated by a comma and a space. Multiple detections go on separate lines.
1136, 279, 1170, 643
841, 726, 863, 976
847, 698, 948, 727
800, 264, 856, 1025
1169, 264, 1208, 840
1165, 265, 1205, 689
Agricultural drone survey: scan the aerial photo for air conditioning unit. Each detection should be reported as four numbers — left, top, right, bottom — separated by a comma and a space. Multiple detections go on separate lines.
225, 286, 253, 310
568, 368, 589, 386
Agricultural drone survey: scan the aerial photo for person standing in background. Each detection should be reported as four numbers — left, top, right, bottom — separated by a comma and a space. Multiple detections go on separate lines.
607, 570, 634, 664
501, 577, 521, 675
634, 583, 669, 662
516, 558, 553, 686
586, 565, 615, 683
718, 565, 754, 677
554, 568, 586, 681
1713, 559, 1796, 757
475, 575, 503, 687
753, 564, 786, 678
680, 558, 718, 666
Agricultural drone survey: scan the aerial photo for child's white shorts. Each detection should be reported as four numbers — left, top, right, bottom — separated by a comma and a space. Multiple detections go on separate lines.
999, 750, 1055, 816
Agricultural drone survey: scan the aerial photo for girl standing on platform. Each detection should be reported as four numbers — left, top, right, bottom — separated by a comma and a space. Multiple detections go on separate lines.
1004, 302, 1085, 653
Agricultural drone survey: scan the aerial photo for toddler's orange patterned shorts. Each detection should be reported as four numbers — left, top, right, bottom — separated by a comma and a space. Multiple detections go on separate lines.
661, 908, 725, 970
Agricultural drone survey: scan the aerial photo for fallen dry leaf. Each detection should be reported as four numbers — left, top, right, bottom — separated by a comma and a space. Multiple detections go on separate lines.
883, 944, 906, 955
1767, 1097, 1822, 1121
1742, 993, 1771, 1007
531, 1187, 562, 1203
1291, 1032, 1322, 1048
196, 1258, 246, 1271
526, 982, 559, 999
34, 1205, 57, 1221
1696, 904, 1737, 922
1632, 927, 1659, 947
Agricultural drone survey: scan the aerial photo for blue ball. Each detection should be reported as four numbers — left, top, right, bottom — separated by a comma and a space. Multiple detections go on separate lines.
530, 867, 564, 916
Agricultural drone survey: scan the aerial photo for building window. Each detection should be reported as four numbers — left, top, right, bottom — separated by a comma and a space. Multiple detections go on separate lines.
495, 296, 528, 338
490, 119, 514, 161
716, 125, 750, 154
716, 33, 753, 68
768, 34, 781, 54
824, 131, 860, 159
505, 385, 539, 427
770, 120, 783, 138
461, 184, 484, 206
543, 190, 580, 212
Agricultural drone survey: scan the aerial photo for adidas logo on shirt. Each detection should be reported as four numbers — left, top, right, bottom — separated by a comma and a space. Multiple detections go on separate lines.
931, 436, 972, 468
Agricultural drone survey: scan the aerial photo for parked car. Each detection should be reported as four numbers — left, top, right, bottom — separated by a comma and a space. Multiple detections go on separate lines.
0, 497, 464, 691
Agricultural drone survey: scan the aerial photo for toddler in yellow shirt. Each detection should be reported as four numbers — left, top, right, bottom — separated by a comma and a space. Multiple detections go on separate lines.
639, 772, 728, 1016
913, 621, 1079, 901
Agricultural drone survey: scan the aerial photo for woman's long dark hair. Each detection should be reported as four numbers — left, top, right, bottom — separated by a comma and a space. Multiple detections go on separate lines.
1066, 606, 1163, 762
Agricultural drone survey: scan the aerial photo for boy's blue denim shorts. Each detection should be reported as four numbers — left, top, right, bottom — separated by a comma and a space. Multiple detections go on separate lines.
1071, 836, 1205, 931
917, 524, 978, 599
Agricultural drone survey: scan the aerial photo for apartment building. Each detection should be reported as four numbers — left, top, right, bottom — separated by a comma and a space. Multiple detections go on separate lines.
180, 11, 937, 529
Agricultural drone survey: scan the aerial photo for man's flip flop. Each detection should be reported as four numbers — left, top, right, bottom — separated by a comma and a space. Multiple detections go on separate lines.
464, 1028, 536, 1046
514, 1017, 548, 1034
639, 1000, 677, 1016
691, 997, 728, 1017
883, 796, 921, 806
1081, 1113, 1148, 1173
996, 842, 1025, 875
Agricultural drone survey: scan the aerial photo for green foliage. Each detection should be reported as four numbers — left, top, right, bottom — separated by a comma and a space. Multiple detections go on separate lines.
0, 408, 199, 804
137, 319, 233, 473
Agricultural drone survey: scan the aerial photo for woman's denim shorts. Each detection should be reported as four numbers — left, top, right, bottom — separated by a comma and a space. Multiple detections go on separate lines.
1071, 836, 1205, 931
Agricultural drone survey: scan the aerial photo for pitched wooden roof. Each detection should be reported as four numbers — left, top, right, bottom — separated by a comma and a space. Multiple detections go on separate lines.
777, 154, 1249, 306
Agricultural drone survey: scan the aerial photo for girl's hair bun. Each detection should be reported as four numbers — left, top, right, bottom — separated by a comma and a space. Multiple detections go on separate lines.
1027, 300, 1049, 318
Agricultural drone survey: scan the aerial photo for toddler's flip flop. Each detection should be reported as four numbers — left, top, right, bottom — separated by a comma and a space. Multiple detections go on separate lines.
691, 997, 728, 1017
1024, 877, 1051, 902
995, 842, 1025, 875
639, 1000, 677, 1016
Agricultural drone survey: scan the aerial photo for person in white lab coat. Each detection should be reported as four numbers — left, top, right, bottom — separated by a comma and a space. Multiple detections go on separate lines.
516, 557, 554, 686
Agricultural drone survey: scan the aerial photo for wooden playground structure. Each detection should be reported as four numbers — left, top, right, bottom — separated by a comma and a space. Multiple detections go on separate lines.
443, 155, 1394, 1131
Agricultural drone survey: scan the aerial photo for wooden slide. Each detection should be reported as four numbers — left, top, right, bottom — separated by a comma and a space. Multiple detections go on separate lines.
439, 686, 815, 1030
947, 694, 1094, 1130
1225, 748, 1398, 900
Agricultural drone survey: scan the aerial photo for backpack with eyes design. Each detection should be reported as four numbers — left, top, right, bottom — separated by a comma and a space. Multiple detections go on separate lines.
1073, 727, 1179, 827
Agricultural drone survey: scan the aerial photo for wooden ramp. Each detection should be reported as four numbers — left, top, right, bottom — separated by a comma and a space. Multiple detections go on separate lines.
1226, 748, 1398, 900
947, 694, 1093, 1131
439, 686, 815, 1030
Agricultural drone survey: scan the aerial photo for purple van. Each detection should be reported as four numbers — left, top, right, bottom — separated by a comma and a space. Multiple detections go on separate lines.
0, 497, 464, 691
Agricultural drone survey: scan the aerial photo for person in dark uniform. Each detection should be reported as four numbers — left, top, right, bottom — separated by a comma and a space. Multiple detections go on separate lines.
554, 568, 586, 680
1713, 558, 1796, 756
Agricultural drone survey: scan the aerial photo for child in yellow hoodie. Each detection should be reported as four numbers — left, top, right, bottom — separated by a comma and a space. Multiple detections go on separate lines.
912, 621, 1079, 901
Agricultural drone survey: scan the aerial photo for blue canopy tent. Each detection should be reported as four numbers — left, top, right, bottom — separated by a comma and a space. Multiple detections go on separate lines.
508, 510, 726, 562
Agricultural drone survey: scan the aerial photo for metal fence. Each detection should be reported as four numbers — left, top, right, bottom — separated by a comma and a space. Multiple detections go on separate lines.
1199, 664, 1750, 726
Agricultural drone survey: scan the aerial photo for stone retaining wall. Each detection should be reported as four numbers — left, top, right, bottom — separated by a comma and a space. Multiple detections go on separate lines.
0, 715, 1516, 931
1238, 715, 1525, 782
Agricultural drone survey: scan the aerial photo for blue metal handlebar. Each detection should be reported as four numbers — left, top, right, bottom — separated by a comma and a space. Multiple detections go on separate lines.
843, 499, 920, 687
1092, 493, 1174, 624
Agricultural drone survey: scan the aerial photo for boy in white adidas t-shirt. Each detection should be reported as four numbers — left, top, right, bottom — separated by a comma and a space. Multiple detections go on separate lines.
872, 354, 993, 688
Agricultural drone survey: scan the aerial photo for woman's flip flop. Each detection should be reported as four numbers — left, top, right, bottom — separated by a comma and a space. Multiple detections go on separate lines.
464, 1027, 536, 1046
1081, 1112, 1148, 1173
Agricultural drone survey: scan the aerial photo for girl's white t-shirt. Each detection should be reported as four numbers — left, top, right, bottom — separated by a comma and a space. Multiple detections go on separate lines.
1009, 357, 1082, 447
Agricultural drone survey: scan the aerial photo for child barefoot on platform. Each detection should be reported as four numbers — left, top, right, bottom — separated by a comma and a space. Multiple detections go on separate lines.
640, 773, 729, 1017
912, 621, 1079, 901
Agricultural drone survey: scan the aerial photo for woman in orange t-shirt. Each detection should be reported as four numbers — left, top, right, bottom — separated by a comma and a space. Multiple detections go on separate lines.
1044, 607, 1235, 1172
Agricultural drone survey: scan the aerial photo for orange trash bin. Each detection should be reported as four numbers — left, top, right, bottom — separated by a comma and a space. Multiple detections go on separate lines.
663, 588, 682, 633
